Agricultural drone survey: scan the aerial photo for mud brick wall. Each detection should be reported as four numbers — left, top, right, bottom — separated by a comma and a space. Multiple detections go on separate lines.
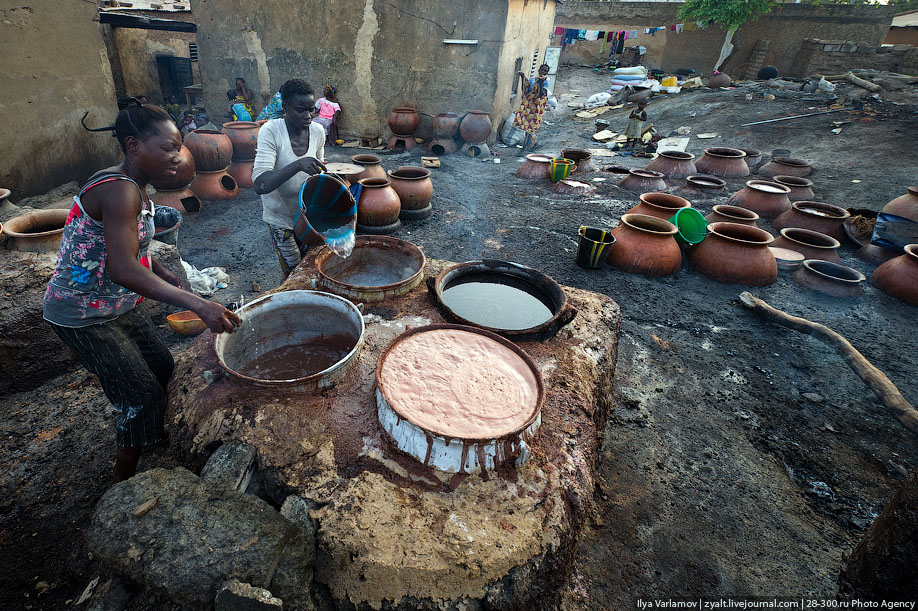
792, 39, 918, 77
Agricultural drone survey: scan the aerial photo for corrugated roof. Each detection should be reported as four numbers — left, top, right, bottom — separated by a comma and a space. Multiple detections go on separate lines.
98, 0, 191, 12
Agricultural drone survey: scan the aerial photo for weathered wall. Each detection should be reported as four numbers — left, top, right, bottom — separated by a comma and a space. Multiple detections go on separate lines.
112, 27, 198, 104
195, 0, 531, 139
792, 39, 918, 77
0, 2, 121, 198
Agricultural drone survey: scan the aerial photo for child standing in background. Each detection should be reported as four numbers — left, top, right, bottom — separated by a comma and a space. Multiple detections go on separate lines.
313, 85, 341, 138
624, 99, 648, 148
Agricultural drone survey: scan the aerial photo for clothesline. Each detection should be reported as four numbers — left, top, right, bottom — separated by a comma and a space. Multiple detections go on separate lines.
553, 21, 712, 53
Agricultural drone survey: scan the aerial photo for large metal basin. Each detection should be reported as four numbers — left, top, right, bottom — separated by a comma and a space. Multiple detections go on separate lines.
315, 235, 425, 303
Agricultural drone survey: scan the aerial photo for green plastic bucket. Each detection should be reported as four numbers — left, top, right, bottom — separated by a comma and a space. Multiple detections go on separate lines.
668, 208, 708, 246
550, 158, 575, 183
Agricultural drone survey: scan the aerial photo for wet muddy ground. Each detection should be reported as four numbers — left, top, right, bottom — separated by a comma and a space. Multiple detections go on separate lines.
1, 67, 917, 609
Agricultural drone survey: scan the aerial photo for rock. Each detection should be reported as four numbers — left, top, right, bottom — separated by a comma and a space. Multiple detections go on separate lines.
85, 577, 132, 611
86, 467, 314, 609
280, 496, 320, 540
201, 441, 258, 492
145, 241, 189, 321
215, 580, 283, 610
803, 392, 825, 403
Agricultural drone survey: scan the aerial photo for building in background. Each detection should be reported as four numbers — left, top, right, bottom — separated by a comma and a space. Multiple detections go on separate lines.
885, 10, 918, 46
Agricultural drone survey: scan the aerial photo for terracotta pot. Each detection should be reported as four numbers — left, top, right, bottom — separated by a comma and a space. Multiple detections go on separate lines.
427, 138, 458, 156
183, 129, 233, 171
881, 186, 918, 222
351, 154, 387, 181
607, 213, 682, 277
516, 153, 553, 179
708, 72, 731, 88
758, 157, 812, 178
431, 113, 461, 138
688, 222, 777, 286
793, 260, 865, 298
645, 151, 697, 178
387, 166, 433, 213
738, 148, 763, 170
694, 147, 749, 178
387, 135, 418, 151
856, 244, 900, 265
561, 148, 596, 174
871, 244, 918, 305
2, 209, 69, 252
227, 159, 255, 189
153, 187, 202, 215
705, 204, 759, 226
221, 121, 260, 160
727, 180, 792, 218
627, 192, 691, 220
620, 169, 666, 193
773, 175, 815, 202
773, 201, 850, 242
685, 175, 726, 194
189, 169, 239, 201
388, 107, 419, 136
771, 228, 841, 263
459, 110, 492, 143
356, 178, 402, 234
150, 145, 196, 191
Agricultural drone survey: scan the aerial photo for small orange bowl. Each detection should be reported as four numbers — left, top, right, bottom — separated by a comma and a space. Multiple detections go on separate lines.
167, 310, 206, 335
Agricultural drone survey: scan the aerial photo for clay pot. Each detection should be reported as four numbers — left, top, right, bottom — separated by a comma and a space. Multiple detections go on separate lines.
773, 175, 815, 202
516, 154, 553, 179
459, 110, 492, 143
227, 159, 255, 189
620, 169, 666, 193
771, 228, 841, 263
561, 148, 596, 174
356, 178, 402, 234
856, 244, 900, 265
221, 121, 260, 160
189, 169, 239, 201
351, 154, 387, 181
431, 113, 461, 138
607, 213, 682, 277
738, 148, 763, 170
645, 151, 697, 178
2, 209, 69, 252
626, 192, 691, 220
758, 157, 812, 178
183, 129, 233, 171
153, 187, 202, 215
773, 201, 850, 242
387, 136, 418, 151
685, 175, 726, 195
793, 260, 865, 298
427, 139, 458, 156
727, 180, 792, 218
705, 204, 759, 226
881, 187, 918, 222
150, 145, 196, 191
388, 107, 419, 136
552, 180, 596, 196
708, 72, 732, 88
694, 147, 749, 178
871, 244, 918, 305
388, 167, 434, 219
688, 222, 777, 286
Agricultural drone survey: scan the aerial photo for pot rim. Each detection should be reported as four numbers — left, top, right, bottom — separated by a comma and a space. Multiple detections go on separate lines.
316, 235, 426, 291
189, 128, 224, 135
773, 175, 814, 188
708, 221, 775, 246
620, 213, 678, 236
388, 167, 431, 180
738, 148, 761, 157
359, 177, 391, 188
466, 110, 490, 115
772, 157, 811, 168
561, 148, 593, 160
905, 244, 918, 260
703, 147, 746, 159
686, 175, 726, 188
792, 201, 850, 220
779, 227, 841, 249
629, 169, 665, 179
0, 188, 10, 200
435, 112, 460, 118
221, 121, 259, 129
524, 154, 553, 163
745, 180, 791, 195
2, 209, 69, 238
711, 204, 760, 221
658, 150, 695, 160
801, 260, 865, 283
391, 106, 418, 113
352, 153, 382, 165
639, 192, 691, 210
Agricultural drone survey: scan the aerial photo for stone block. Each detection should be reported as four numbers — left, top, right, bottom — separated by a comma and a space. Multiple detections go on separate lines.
840, 44, 858, 53
280, 495, 320, 540
201, 440, 258, 492
823, 44, 842, 52
215, 580, 283, 610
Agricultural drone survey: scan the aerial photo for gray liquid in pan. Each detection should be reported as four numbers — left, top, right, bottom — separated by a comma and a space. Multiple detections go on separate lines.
440, 272, 555, 331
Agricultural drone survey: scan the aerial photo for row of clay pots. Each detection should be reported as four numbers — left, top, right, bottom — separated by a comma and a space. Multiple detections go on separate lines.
662, 147, 813, 182
349, 155, 435, 231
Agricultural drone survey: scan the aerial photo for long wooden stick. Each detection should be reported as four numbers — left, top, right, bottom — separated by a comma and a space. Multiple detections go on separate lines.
739, 292, 918, 435
845, 71, 883, 92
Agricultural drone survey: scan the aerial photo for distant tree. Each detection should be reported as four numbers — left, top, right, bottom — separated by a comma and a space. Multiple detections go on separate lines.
677, 0, 777, 71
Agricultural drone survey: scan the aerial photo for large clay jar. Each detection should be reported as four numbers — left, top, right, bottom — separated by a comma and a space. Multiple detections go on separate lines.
561, 148, 596, 174
351, 154, 387, 181
708, 72, 732, 88
739, 148, 763, 171
221, 121, 260, 160
793, 260, 865, 298
856, 244, 900, 265
516, 153, 553, 179
189, 169, 239, 201
685, 175, 726, 196
2, 209, 69, 252
758, 157, 812, 178
773, 176, 815, 202
871, 244, 918, 305
183, 129, 233, 171
727, 180, 792, 218
881, 187, 918, 222
694, 147, 749, 178
646, 151, 697, 178
771, 227, 841, 263
459, 110, 492, 143
705, 204, 759, 227
356, 178, 402, 234
153, 187, 202, 215
227, 159, 255, 189
688, 222, 777, 286
607, 213, 682, 277
626, 192, 691, 220
387, 167, 434, 220
620, 169, 666, 193
150, 145, 196, 191
388, 107, 420, 136
431, 113, 461, 138
773, 201, 850, 242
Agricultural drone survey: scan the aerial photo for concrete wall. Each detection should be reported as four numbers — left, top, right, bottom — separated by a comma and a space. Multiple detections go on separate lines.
792, 39, 918, 77
0, 2, 121, 198
112, 27, 198, 105
195, 0, 552, 139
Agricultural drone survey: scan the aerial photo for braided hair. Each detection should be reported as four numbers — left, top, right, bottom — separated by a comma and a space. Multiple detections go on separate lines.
81, 97, 173, 152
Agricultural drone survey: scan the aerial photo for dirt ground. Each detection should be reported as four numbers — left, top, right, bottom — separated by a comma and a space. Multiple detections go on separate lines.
1, 67, 917, 610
